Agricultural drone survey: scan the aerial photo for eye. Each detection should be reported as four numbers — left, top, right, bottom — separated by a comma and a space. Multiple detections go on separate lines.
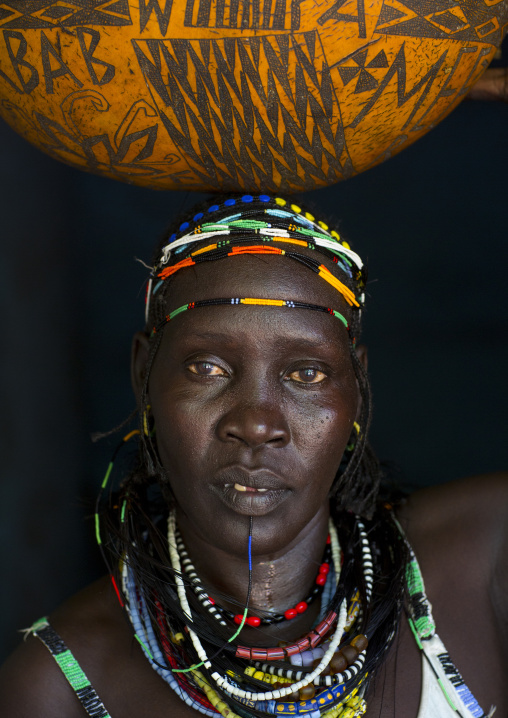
187, 361, 227, 377
286, 367, 327, 384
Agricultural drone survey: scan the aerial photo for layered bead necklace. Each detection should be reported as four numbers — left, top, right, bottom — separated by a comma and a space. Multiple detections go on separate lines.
174, 524, 335, 628
120, 510, 374, 718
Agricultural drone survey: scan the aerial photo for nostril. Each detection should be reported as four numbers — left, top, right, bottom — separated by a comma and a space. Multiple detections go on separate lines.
267, 435, 285, 445
218, 410, 290, 448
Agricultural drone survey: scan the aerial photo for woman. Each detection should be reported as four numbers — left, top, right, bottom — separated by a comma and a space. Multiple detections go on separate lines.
0, 194, 506, 717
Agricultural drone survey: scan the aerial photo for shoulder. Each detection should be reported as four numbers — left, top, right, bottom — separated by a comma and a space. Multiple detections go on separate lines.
0, 628, 84, 717
398, 471, 508, 552
0, 577, 190, 718
0, 577, 129, 717
397, 472, 508, 650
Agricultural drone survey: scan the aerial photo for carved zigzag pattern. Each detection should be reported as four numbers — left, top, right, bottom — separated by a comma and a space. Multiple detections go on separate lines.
134, 32, 353, 191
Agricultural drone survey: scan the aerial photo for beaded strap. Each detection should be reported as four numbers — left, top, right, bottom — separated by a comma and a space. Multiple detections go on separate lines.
405, 550, 436, 639
413, 632, 490, 718
150, 298, 349, 339
405, 557, 489, 718
393, 517, 490, 718
30, 618, 111, 718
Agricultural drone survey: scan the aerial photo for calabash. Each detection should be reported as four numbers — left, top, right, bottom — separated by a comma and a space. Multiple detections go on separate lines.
0, 0, 506, 191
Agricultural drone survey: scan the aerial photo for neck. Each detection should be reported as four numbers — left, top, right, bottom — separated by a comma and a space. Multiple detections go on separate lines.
175, 503, 330, 633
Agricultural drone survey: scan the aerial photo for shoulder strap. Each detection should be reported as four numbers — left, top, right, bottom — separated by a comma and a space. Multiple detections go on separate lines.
30, 618, 112, 718
391, 517, 493, 718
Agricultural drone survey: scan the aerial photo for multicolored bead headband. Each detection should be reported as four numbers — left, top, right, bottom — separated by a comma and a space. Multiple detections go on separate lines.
150, 298, 350, 339
144, 194, 366, 325
156, 246, 359, 310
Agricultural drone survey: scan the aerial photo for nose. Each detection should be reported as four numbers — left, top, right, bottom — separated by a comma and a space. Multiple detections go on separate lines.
216, 395, 290, 449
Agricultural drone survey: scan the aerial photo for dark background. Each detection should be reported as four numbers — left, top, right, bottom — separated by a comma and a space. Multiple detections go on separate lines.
1, 82, 507, 660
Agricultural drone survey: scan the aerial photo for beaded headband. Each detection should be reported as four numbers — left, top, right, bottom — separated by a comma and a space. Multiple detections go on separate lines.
145, 194, 366, 331
150, 298, 350, 339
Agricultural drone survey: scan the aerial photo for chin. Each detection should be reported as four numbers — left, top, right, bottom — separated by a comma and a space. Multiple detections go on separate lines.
176, 489, 327, 559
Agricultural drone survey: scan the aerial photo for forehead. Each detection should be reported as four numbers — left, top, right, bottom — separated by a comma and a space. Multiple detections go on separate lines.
163, 251, 353, 312
155, 253, 354, 350
158, 306, 351, 365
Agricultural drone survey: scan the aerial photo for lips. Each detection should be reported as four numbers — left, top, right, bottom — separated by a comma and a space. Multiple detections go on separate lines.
211, 466, 291, 516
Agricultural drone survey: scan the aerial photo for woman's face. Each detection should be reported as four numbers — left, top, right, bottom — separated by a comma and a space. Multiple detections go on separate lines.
133, 253, 361, 558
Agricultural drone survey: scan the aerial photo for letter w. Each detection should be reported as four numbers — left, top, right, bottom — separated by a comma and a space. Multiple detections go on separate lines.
139, 0, 174, 35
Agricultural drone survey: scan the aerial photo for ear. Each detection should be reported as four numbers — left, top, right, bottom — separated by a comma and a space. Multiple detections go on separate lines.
131, 331, 151, 409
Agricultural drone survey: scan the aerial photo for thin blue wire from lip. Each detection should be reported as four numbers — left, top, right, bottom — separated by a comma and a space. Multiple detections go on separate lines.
248, 516, 253, 573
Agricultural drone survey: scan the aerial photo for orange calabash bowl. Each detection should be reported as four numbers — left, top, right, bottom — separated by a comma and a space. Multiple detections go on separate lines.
0, 0, 506, 192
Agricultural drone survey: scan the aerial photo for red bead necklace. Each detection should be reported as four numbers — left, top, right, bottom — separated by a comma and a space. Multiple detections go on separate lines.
175, 528, 334, 628
232, 560, 331, 626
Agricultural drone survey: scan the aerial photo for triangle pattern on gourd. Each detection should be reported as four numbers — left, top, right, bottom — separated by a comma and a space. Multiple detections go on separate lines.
375, 0, 418, 30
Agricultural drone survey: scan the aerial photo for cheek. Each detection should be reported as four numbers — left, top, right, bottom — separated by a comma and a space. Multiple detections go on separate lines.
288, 388, 358, 486
151, 406, 215, 516
156, 406, 210, 468
293, 378, 358, 442
148, 375, 216, 477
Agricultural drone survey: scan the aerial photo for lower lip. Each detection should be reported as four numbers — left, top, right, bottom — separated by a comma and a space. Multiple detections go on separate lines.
212, 484, 290, 516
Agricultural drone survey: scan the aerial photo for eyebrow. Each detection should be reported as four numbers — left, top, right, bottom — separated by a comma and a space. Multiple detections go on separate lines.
173, 330, 339, 351
174, 331, 238, 343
